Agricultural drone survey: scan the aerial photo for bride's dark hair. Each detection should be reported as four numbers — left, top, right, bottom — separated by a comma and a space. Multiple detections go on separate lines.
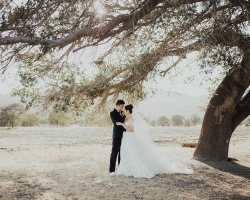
125, 104, 133, 113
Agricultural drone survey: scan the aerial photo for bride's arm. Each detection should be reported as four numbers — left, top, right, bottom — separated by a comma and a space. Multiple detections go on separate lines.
116, 122, 134, 132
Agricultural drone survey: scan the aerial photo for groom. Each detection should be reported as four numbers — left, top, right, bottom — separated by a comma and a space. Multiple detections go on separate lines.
109, 99, 126, 175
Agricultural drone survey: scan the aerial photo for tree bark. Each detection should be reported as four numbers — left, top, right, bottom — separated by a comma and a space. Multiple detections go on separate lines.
193, 54, 250, 160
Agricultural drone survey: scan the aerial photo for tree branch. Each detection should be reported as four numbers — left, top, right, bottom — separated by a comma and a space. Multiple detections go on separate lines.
0, 0, 205, 49
164, 40, 203, 56
161, 56, 182, 76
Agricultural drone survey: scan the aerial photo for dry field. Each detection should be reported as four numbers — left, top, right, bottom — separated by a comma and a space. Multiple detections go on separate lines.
0, 126, 249, 200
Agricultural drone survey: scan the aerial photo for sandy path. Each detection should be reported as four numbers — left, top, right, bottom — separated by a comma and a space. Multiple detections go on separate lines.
0, 126, 249, 199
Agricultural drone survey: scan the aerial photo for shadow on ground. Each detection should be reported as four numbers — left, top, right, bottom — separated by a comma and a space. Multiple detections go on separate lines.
199, 160, 250, 180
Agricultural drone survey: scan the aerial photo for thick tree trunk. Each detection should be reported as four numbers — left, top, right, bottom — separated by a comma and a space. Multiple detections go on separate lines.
194, 55, 250, 161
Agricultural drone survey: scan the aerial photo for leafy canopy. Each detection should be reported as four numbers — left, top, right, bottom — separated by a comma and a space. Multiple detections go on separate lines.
1, 0, 250, 111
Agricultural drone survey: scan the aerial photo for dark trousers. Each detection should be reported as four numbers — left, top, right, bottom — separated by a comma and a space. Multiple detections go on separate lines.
109, 137, 122, 172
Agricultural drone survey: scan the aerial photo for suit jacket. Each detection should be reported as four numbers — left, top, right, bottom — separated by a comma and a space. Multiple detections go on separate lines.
110, 109, 126, 138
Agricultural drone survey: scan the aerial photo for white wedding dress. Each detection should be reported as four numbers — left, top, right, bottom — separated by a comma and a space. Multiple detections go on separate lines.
116, 114, 193, 178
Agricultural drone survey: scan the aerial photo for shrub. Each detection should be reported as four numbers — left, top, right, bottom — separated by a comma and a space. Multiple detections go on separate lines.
157, 116, 170, 126
172, 115, 184, 126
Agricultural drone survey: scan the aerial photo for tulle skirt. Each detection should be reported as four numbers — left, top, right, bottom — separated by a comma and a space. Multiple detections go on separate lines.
116, 131, 193, 178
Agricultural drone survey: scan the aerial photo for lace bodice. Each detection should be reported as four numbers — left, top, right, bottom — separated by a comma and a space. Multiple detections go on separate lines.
124, 117, 134, 127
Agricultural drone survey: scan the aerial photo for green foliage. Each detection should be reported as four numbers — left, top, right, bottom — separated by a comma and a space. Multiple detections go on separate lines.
157, 116, 171, 126
39, 117, 48, 124
197, 46, 243, 95
21, 114, 40, 127
245, 118, 250, 126
172, 115, 184, 126
48, 110, 73, 127
12, 52, 151, 113
190, 114, 201, 126
0, 104, 25, 128
79, 114, 112, 127
184, 119, 191, 127
1, 0, 249, 123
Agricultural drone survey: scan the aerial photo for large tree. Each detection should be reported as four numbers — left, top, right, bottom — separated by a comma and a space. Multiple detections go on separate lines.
1, 0, 250, 160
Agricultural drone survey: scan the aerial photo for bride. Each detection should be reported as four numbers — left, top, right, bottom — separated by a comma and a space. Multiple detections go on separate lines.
116, 104, 193, 178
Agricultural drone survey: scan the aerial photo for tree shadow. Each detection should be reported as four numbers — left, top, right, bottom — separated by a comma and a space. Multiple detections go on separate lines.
199, 159, 250, 179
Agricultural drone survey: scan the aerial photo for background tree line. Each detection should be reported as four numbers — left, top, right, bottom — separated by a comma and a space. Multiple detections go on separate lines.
0, 103, 113, 127
151, 114, 201, 127
0, 103, 201, 127
1, 103, 250, 128
0, 103, 73, 127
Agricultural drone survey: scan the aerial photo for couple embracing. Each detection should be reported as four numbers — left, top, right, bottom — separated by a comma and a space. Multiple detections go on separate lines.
109, 100, 193, 179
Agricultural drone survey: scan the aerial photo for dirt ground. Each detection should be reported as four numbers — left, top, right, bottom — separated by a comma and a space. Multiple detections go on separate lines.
0, 126, 249, 200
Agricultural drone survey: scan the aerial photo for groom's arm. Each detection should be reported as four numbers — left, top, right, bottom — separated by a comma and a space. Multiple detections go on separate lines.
110, 112, 126, 131
116, 122, 134, 132
110, 112, 118, 126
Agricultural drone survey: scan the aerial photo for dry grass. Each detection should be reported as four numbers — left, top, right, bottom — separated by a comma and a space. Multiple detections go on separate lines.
0, 126, 249, 199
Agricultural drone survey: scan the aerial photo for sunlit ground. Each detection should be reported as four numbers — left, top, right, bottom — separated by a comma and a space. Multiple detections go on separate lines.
0, 126, 249, 199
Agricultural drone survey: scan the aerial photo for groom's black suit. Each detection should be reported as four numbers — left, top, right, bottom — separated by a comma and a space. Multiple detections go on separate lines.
109, 109, 126, 173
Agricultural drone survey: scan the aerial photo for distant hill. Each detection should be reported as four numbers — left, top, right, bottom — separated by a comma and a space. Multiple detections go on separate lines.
0, 94, 21, 108
137, 90, 208, 120
0, 91, 209, 120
